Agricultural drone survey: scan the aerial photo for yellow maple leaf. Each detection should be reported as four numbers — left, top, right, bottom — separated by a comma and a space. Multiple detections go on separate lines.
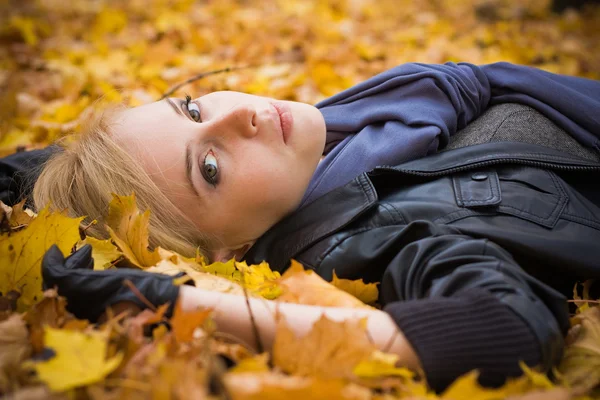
202, 258, 282, 299
441, 370, 509, 400
0, 206, 82, 311
277, 260, 371, 309
272, 314, 376, 380
331, 270, 379, 305
352, 350, 414, 379
77, 236, 122, 270
105, 193, 161, 268
28, 327, 123, 392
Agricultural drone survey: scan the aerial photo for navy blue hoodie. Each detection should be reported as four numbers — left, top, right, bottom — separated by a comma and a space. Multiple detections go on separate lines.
301, 62, 600, 207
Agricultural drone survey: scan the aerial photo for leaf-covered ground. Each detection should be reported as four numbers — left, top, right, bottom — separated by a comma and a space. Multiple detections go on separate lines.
1, 0, 600, 399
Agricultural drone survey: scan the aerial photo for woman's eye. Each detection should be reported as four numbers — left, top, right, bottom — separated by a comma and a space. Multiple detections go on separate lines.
202, 152, 219, 185
187, 101, 202, 122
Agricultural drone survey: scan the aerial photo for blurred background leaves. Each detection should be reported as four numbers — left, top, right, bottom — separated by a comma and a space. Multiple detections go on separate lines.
0, 0, 598, 155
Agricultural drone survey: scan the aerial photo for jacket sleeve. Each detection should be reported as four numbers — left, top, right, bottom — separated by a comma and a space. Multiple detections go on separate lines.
324, 220, 569, 392
0, 146, 58, 207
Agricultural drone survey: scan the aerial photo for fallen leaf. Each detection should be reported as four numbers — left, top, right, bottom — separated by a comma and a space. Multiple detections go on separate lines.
273, 314, 376, 380
352, 350, 414, 379
0, 314, 31, 392
0, 206, 83, 311
202, 258, 282, 299
505, 388, 572, 400
224, 372, 373, 400
229, 353, 270, 373
24, 289, 71, 353
77, 236, 122, 270
7, 199, 36, 228
105, 193, 161, 269
558, 306, 600, 394
147, 257, 247, 296
331, 270, 379, 305
28, 327, 123, 392
170, 299, 212, 343
277, 261, 372, 309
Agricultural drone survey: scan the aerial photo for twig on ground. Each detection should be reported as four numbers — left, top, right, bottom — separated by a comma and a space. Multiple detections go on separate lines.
123, 279, 157, 311
242, 281, 264, 354
159, 66, 250, 100
568, 299, 600, 304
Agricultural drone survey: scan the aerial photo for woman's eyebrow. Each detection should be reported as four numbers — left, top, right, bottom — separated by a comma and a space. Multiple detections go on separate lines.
164, 97, 186, 118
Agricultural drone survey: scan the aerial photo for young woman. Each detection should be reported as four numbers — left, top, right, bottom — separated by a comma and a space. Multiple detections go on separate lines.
14, 61, 600, 392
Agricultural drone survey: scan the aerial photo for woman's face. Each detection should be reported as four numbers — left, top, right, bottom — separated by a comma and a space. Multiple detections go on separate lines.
113, 91, 326, 258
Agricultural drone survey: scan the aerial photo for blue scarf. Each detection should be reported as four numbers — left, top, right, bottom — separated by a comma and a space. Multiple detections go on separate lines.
300, 62, 600, 207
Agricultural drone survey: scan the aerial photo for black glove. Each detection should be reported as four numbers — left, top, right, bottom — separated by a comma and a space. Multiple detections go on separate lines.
42, 244, 189, 322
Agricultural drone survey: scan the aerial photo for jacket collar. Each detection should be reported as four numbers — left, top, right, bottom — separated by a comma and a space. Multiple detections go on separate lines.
243, 173, 378, 271
244, 142, 600, 271
375, 141, 600, 175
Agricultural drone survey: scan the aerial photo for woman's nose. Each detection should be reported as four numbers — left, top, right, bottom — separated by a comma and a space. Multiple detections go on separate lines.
220, 104, 258, 139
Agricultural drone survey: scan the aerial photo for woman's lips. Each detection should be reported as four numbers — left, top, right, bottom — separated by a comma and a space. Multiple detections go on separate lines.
271, 101, 294, 144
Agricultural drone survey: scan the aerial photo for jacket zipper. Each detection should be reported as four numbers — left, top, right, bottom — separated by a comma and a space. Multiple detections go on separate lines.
375, 158, 600, 177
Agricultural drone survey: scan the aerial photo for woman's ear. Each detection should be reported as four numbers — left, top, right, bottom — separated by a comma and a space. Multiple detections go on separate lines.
210, 242, 254, 263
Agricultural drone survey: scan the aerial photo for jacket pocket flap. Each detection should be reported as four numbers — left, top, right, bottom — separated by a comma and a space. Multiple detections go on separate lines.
453, 170, 502, 207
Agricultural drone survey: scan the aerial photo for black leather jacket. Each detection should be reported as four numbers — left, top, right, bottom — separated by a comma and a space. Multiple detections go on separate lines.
244, 140, 600, 391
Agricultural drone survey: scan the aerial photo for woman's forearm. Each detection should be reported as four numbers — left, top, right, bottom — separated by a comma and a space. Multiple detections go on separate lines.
179, 285, 421, 370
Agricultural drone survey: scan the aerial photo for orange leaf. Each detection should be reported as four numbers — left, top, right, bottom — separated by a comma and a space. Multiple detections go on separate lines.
170, 299, 212, 343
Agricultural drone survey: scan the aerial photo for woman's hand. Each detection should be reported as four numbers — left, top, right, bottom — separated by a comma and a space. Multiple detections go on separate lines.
41, 244, 186, 322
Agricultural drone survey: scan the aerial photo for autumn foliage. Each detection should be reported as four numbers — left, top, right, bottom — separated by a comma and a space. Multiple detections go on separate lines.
1, 0, 600, 399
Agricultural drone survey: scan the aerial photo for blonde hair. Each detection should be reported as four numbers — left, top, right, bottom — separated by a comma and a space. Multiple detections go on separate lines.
32, 106, 211, 259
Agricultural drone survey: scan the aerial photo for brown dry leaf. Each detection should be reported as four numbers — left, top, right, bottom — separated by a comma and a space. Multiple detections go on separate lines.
1, 385, 69, 400
272, 314, 376, 380
170, 299, 213, 343
558, 306, 600, 394
6, 199, 36, 228
104, 193, 161, 268
505, 388, 572, 400
24, 289, 71, 353
277, 260, 372, 309
0, 314, 31, 392
331, 270, 380, 305
224, 371, 373, 400
0, 206, 83, 311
